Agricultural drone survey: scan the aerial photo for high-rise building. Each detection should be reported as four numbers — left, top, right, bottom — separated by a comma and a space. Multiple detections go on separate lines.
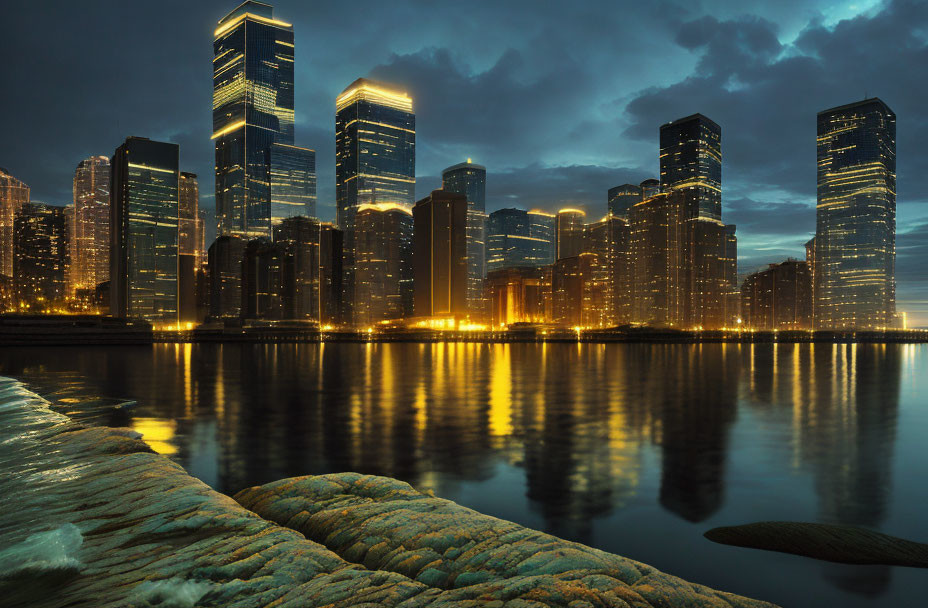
741, 260, 813, 330
659, 114, 721, 222
486, 266, 552, 327
110, 137, 180, 324
413, 190, 468, 318
814, 98, 896, 329
273, 215, 320, 319
486, 208, 556, 272
353, 203, 413, 326
208, 235, 246, 319
630, 191, 686, 326
269, 143, 316, 224
335, 78, 415, 321
552, 253, 608, 327
721, 224, 739, 325
241, 237, 285, 319
0, 167, 29, 278
213, 1, 294, 238
607, 184, 641, 219
69, 156, 110, 296
441, 160, 486, 313
179, 172, 201, 323
318, 222, 343, 325
640, 178, 661, 199
12, 202, 68, 307
527, 210, 556, 265
555, 208, 585, 259
585, 214, 633, 325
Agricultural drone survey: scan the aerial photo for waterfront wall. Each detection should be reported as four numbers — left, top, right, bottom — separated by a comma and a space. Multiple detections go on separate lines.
0, 376, 777, 607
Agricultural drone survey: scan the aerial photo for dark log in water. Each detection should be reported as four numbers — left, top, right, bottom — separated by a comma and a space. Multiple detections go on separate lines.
705, 522, 928, 567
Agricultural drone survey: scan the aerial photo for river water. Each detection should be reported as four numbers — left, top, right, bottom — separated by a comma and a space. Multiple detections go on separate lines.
1, 342, 926, 607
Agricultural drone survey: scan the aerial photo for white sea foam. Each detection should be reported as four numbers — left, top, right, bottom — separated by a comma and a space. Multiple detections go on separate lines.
127, 578, 213, 607
0, 523, 83, 578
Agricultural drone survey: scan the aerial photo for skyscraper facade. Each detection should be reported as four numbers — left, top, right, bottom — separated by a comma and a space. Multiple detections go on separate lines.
741, 260, 813, 330
486, 208, 555, 272
70, 156, 110, 296
555, 208, 585, 259
269, 143, 316, 224
0, 167, 29, 279
13, 202, 68, 307
630, 192, 685, 326
413, 190, 468, 318
110, 137, 180, 324
640, 178, 661, 199
335, 78, 415, 320
208, 235, 246, 319
486, 266, 551, 326
659, 114, 722, 222
526, 210, 556, 265
585, 213, 633, 325
814, 98, 896, 329
213, 1, 294, 238
607, 184, 641, 219
178, 172, 201, 323
441, 160, 486, 313
353, 203, 413, 325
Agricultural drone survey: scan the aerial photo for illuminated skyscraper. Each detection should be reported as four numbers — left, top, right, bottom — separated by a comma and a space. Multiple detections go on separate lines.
208, 235, 246, 319
269, 143, 316, 224
178, 172, 201, 323
70, 156, 110, 296
640, 178, 660, 199
353, 203, 413, 325
441, 160, 486, 313
110, 137, 179, 324
659, 114, 721, 221
413, 190, 468, 318
527, 210, 556, 265
585, 213, 633, 324
814, 98, 896, 329
607, 184, 641, 219
555, 208, 585, 259
722, 224, 739, 324
486, 208, 555, 272
213, 1, 294, 238
630, 191, 686, 326
336, 78, 415, 321
13, 202, 68, 307
486, 266, 552, 326
552, 253, 608, 327
0, 167, 29, 278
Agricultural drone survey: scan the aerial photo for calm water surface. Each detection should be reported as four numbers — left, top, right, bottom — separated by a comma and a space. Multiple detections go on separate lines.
2, 342, 926, 607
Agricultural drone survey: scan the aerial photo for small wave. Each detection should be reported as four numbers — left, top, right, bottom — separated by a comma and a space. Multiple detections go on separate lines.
0, 523, 83, 579
126, 578, 213, 607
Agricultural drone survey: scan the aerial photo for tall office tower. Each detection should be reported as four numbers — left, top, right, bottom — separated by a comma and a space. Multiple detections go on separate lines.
640, 178, 660, 200
269, 143, 316, 224
178, 172, 201, 323
659, 114, 721, 221
741, 260, 813, 330
661, 113, 727, 328
552, 253, 608, 327
441, 160, 486, 313
70, 156, 110, 296
486, 266, 552, 326
814, 98, 896, 329
585, 214, 633, 324
273, 215, 320, 319
213, 1, 294, 238
353, 203, 413, 326
335, 78, 415, 320
208, 235, 246, 319
721, 224, 738, 324
110, 137, 180, 324
12, 203, 68, 306
0, 167, 29, 278
527, 210, 556, 265
318, 222, 343, 325
629, 192, 686, 326
413, 190, 468, 318
196, 210, 207, 268
555, 208, 585, 259
607, 184, 642, 219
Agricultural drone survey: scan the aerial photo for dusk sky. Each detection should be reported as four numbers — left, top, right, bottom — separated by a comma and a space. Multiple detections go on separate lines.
1, 0, 927, 323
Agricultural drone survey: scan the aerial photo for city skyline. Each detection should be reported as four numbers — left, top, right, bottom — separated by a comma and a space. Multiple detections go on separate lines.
0, 0, 926, 323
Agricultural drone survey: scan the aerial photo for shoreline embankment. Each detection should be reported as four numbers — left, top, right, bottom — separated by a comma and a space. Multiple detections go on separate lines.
0, 376, 777, 607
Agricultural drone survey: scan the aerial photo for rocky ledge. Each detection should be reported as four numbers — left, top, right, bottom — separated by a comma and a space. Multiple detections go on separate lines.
0, 377, 777, 607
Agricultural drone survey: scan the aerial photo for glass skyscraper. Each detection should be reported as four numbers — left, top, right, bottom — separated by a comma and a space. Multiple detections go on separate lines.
441, 160, 486, 313
13, 202, 68, 306
486, 208, 555, 272
110, 137, 180, 324
70, 156, 110, 296
607, 184, 642, 219
335, 78, 415, 322
213, 1, 294, 238
814, 98, 896, 329
0, 167, 29, 279
659, 114, 721, 222
555, 208, 585, 259
269, 143, 316, 224
353, 203, 414, 325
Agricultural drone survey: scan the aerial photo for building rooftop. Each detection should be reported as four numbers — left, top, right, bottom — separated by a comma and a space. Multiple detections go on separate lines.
659, 113, 721, 132
336, 78, 412, 113
818, 97, 894, 118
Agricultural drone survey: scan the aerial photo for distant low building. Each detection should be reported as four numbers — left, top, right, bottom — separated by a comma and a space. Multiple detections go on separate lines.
741, 260, 812, 330
485, 266, 551, 327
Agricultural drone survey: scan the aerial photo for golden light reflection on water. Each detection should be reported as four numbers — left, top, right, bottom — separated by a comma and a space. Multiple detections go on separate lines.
132, 417, 178, 455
